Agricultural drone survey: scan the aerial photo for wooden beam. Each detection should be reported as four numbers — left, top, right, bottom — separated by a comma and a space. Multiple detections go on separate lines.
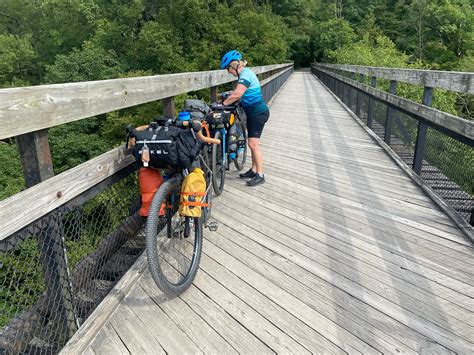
315, 66, 474, 143
0, 147, 135, 241
0, 64, 293, 140
16, 129, 54, 187
315, 64, 474, 94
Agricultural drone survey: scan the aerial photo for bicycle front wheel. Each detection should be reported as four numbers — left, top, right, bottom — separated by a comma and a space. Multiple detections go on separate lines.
212, 130, 225, 196
233, 120, 248, 171
145, 177, 203, 297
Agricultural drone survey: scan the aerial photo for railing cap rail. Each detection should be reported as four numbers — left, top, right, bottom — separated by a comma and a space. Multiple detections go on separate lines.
314, 63, 474, 94
0, 63, 293, 140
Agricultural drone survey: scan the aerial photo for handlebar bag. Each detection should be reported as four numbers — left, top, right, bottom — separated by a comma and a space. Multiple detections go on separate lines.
206, 111, 234, 128
130, 125, 199, 169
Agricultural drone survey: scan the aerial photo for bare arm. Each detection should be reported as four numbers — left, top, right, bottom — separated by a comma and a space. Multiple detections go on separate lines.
223, 84, 247, 105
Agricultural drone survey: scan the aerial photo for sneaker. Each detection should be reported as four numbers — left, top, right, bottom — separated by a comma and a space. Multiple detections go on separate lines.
239, 168, 257, 179
246, 174, 265, 187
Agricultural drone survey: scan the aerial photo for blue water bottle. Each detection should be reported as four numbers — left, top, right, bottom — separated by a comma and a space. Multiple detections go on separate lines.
178, 111, 191, 121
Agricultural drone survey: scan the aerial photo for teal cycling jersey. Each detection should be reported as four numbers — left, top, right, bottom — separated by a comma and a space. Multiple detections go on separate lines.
237, 68, 268, 117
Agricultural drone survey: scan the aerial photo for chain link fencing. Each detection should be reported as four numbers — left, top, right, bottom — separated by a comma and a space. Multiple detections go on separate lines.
312, 65, 473, 226
0, 170, 143, 354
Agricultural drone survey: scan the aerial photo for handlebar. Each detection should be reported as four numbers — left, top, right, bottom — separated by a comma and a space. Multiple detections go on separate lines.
177, 120, 221, 145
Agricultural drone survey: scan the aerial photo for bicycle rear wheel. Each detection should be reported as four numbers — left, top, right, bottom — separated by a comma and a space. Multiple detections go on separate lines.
145, 177, 203, 297
233, 120, 248, 171
212, 130, 225, 196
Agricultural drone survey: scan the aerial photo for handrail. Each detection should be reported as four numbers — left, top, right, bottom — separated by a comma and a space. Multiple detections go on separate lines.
316, 63, 474, 94
0, 63, 292, 140
312, 64, 473, 240
0, 63, 294, 241
314, 65, 473, 144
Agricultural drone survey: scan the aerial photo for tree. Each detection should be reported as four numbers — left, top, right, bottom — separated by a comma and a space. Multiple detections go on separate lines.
0, 34, 36, 87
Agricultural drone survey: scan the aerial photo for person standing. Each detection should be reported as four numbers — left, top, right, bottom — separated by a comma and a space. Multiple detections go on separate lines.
219, 50, 269, 187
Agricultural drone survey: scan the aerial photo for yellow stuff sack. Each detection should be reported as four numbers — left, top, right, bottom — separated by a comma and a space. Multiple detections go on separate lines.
179, 168, 207, 217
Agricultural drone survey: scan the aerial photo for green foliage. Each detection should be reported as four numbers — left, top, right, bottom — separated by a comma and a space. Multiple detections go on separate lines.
45, 42, 124, 83
0, 237, 45, 327
0, 34, 36, 87
0, 142, 24, 200
314, 18, 356, 61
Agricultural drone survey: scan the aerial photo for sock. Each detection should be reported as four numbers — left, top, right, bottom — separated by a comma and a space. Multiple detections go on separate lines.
257, 173, 264, 178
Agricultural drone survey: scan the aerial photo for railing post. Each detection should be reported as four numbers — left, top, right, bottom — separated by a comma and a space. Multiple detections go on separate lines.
210, 86, 218, 102
413, 86, 433, 174
16, 130, 79, 339
356, 74, 364, 117
349, 73, 356, 110
367, 76, 377, 128
384, 80, 398, 144
16, 129, 54, 187
162, 96, 175, 118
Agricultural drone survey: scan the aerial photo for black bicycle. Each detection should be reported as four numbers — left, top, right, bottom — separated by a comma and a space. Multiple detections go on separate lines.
208, 99, 248, 196
133, 120, 220, 297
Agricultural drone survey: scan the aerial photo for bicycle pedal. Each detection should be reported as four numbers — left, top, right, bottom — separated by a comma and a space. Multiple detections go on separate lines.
206, 221, 219, 232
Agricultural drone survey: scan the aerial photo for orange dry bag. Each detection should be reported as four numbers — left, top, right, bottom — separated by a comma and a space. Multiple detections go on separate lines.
138, 167, 165, 217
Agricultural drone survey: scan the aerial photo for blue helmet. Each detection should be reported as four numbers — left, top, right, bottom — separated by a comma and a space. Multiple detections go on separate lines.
220, 50, 242, 69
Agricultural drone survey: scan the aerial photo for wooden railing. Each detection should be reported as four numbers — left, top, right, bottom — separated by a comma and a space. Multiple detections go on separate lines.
0, 63, 293, 240
312, 63, 473, 240
0, 63, 293, 353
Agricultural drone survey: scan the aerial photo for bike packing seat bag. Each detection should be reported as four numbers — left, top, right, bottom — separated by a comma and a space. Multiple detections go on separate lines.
138, 167, 166, 217
206, 111, 234, 128
129, 124, 199, 169
179, 168, 207, 218
183, 99, 210, 121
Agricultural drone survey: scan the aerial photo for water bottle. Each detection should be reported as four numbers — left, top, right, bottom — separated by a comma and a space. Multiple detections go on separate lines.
227, 124, 238, 152
178, 111, 191, 121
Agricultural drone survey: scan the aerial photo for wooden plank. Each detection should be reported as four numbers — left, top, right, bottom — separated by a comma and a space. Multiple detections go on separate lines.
0, 146, 135, 241
107, 304, 166, 354
315, 64, 474, 94
224, 183, 474, 293
209, 209, 472, 353
196, 248, 345, 353
214, 199, 474, 326
200, 240, 379, 353
121, 285, 200, 354
182, 265, 313, 353
139, 276, 238, 354
262, 169, 470, 242
141, 273, 274, 354
216, 190, 473, 308
81, 346, 95, 355
60, 253, 147, 354
207, 225, 454, 354
213, 202, 474, 334
0, 64, 292, 140
89, 323, 130, 354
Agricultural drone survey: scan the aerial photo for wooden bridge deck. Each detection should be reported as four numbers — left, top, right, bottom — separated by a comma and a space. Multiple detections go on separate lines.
62, 71, 473, 354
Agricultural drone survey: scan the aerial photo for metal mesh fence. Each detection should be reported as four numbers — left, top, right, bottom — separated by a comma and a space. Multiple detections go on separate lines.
423, 129, 473, 222
312, 66, 473, 225
0, 172, 142, 354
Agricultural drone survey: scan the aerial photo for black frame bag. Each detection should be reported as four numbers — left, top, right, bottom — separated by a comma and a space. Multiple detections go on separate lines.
128, 124, 199, 169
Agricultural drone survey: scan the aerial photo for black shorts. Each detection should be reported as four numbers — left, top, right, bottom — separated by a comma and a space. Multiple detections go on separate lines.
247, 109, 270, 138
